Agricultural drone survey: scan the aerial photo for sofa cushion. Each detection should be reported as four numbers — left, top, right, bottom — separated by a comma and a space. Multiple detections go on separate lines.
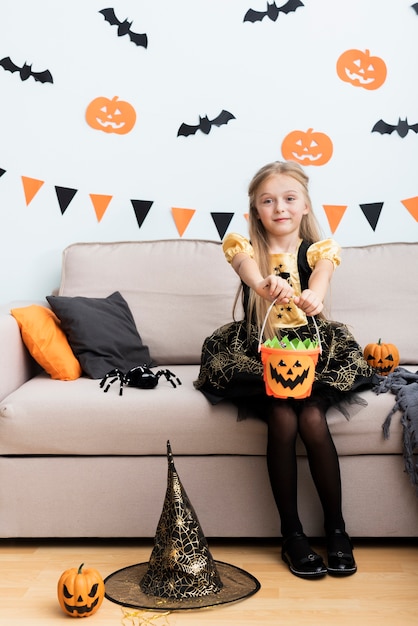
0, 366, 404, 458
58, 240, 242, 365
46, 291, 152, 379
10, 305, 82, 380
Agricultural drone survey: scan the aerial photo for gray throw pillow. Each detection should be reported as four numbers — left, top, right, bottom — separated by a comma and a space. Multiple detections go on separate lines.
46, 291, 152, 378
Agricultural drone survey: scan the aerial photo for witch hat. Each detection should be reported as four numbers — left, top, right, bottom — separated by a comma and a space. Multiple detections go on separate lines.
104, 441, 260, 611
139, 440, 223, 598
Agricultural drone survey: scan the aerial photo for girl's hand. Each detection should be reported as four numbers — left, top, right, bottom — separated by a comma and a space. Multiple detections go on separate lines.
293, 289, 323, 316
256, 274, 294, 303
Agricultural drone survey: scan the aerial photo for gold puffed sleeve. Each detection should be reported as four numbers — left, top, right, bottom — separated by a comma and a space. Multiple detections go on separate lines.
307, 238, 341, 269
222, 233, 254, 264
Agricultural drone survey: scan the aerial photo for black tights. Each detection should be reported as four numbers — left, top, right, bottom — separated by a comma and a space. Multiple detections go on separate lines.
266, 396, 345, 538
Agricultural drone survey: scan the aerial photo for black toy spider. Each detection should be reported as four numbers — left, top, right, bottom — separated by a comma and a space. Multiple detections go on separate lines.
99, 365, 181, 396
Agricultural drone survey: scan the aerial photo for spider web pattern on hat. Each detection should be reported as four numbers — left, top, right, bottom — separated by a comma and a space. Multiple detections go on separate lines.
139, 441, 223, 598
104, 440, 260, 611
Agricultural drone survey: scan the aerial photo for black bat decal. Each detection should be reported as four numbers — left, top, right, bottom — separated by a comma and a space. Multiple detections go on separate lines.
0, 57, 53, 83
244, 0, 304, 23
372, 118, 418, 138
177, 110, 236, 137
412, 3, 418, 15
99, 8, 148, 48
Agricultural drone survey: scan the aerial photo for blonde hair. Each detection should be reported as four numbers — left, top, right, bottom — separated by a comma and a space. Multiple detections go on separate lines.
244, 161, 323, 339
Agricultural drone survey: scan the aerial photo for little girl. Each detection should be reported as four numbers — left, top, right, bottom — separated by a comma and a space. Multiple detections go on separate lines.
194, 161, 375, 579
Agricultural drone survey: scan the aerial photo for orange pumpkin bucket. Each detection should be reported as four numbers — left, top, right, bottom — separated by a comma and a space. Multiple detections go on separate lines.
260, 341, 320, 399
258, 301, 321, 400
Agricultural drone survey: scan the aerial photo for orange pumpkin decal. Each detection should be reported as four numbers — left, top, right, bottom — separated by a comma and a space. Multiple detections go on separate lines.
363, 339, 399, 376
86, 96, 136, 134
281, 128, 333, 166
260, 346, 320, 399
336, 49, 387, 90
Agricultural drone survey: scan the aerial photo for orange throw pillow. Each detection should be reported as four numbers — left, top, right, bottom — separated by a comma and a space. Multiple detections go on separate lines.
10, 305, 82, 380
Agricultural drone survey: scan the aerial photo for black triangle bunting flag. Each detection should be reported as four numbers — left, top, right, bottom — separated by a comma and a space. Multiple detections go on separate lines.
359, 202, 383, 231
0, 168, 6, 178
130, 199, 153, 228
211, 212, 234, 239
55, 186, 78, 214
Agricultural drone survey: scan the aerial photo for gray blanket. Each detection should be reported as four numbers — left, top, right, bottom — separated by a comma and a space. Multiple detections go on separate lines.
373, 367, 418, 495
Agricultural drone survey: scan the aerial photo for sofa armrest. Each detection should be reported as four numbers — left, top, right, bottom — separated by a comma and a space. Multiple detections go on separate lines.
0, 307, 38, 401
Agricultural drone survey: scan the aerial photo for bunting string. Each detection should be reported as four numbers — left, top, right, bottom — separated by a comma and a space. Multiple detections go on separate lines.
0, 167, 416, 238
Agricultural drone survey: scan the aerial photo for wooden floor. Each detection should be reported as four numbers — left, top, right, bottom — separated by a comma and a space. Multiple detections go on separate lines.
0, 538, 417, 625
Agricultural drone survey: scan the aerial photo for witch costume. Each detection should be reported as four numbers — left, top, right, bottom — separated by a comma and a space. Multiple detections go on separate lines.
194, 234, 375, 413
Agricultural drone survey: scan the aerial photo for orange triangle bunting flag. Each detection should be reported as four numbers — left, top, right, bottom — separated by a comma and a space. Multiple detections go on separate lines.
89, 194, 113, 222
172, 207, 196, 237
322, 205, 347, 234
401, 197, 418, 222
21, 176, 45, 205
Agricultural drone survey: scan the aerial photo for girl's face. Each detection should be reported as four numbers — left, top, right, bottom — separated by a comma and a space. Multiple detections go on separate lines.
254, 174, 309, 243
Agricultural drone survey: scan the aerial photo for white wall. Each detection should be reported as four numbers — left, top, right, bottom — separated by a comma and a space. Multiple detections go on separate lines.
0, 0, 417, 303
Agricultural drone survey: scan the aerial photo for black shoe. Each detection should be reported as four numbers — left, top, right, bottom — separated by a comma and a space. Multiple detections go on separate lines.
326, 529, 357, 576
282, 532, 327, 579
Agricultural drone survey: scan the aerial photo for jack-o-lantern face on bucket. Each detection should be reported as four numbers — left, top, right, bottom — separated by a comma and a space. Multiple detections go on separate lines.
57, 563, 105, 617
86, 96, 136, 134
281, 128, 333, 166
336, 49, 387, 90
261, 348, 319, 399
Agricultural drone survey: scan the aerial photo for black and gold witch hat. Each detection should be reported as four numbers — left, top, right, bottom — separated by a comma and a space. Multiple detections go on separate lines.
104, 441, 260, 611
139, 440, 223, 598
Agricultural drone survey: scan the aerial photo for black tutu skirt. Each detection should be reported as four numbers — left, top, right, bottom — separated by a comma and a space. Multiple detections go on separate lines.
194, 317, 375, 416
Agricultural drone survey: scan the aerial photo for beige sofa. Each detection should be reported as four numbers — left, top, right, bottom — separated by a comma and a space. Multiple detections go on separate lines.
1, 239, 417, 538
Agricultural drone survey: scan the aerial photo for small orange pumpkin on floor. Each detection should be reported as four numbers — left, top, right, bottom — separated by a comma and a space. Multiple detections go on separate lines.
57, 563, 105, 618
363, 339, 400, 376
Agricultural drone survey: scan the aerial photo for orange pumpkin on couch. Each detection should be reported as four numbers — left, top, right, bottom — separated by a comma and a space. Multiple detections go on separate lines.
363, 339, 400, 375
